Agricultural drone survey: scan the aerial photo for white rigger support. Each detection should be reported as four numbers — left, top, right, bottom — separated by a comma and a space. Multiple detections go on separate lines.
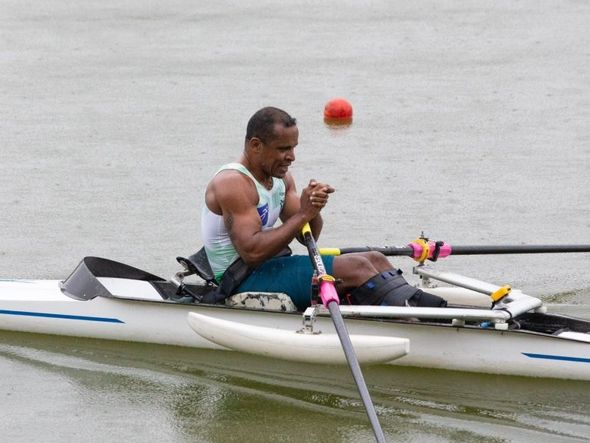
414, 265, 506, 296
413, 265, 544, 321
332, 305, 510, 322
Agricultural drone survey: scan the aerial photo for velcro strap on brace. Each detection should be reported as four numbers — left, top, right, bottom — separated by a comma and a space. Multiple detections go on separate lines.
349, 269, 408, 305
349, 269, 447, 307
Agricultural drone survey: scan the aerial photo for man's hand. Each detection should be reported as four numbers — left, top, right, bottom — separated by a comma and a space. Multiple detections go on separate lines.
300, 179, 335, 218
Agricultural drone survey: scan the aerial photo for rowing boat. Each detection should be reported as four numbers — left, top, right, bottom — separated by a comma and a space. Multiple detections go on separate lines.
1, 255, 589, 380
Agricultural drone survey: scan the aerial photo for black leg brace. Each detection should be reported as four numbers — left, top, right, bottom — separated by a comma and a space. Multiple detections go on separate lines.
349, 269, 447, 307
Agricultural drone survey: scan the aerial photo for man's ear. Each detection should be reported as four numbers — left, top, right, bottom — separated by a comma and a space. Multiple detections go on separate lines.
248, 137, 264, 154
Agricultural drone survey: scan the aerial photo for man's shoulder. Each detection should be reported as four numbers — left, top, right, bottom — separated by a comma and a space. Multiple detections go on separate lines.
212, 163, 251, 181
210, 168, 257, 202
213, 167, 252, 185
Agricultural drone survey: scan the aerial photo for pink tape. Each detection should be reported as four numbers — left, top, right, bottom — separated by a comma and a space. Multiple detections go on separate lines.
436, 242, 452, 259
409, 242, 423, 259
408, 241, 452, 260
319, 280, 340, 307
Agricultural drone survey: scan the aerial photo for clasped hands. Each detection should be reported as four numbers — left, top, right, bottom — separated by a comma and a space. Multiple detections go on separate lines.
301, 179, 335, 212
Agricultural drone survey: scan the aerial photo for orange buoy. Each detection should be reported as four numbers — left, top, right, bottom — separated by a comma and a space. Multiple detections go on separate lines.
324, 98, 353, 125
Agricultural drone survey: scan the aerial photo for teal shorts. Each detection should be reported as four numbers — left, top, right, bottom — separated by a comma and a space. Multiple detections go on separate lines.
234, 255, 335, 311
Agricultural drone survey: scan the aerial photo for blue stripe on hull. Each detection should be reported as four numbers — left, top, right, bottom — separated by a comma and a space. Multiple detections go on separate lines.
0, 309, 124, 324
523, 353, 590, 364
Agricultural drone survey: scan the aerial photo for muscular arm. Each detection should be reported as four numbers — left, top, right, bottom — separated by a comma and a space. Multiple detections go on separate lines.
205, 171, 328, 266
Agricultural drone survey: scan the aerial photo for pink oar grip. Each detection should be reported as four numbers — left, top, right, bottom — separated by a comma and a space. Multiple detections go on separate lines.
409, 241, 452, 260
319, 280, 340, 307
408, 242, 422, 259
437, 242, 452, 258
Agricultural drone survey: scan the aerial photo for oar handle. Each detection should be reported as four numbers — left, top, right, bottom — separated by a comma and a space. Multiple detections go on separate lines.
302, 223, 339, 306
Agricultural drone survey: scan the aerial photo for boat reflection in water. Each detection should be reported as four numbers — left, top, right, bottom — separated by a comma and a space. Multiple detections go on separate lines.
1, 330, 589, 442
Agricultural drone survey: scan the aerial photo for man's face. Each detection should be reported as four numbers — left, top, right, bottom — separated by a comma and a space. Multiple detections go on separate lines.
260, 124, 299, 178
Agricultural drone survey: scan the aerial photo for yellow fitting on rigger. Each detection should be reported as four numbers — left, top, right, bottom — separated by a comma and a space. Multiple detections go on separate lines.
320, 274, 336, 282
318, 248, 341, 256
413, 238, 430, 263
491, 285, 511, 302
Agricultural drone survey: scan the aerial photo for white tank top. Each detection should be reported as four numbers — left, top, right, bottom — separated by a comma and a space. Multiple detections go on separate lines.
201, 163, 286, 280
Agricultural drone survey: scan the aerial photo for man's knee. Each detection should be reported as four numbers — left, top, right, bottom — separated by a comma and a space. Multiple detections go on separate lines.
364, 251, 391, 268
333, 254, 378, 287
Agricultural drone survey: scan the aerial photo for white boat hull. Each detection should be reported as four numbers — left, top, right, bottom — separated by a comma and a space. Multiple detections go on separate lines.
1, 278, 589, 380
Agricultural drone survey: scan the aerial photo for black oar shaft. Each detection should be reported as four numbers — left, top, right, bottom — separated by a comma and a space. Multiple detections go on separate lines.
445, 244, 590, 255
302, 226, 386, 443
333, 244, 590, 257
335, 246, 413, 256
327, 301, 386, 443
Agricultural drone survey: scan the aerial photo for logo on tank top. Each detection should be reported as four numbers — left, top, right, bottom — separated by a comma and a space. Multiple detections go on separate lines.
257, 203, 269, 225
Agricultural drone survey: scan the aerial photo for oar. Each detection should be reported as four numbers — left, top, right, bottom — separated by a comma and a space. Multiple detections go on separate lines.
301, 223, 386, 443
321, 242, 590, 261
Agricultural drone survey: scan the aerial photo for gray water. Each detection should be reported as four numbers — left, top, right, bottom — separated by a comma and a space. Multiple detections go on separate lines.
1, 1, 589, 441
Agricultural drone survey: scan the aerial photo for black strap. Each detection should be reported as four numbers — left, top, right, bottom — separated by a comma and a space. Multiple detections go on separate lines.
219, 256, 254, 297
430, 241, 444, 262
201, 247, 293, 304
349, 269, 406, 305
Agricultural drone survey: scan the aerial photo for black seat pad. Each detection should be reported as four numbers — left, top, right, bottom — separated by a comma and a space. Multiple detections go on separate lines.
177, 247, 216, 284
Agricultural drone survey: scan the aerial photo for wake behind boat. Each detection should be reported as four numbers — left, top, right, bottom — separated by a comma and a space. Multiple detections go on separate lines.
1, 252, 589, 380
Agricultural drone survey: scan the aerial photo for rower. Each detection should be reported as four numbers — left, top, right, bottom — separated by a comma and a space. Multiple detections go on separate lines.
197, 106, 448, 311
